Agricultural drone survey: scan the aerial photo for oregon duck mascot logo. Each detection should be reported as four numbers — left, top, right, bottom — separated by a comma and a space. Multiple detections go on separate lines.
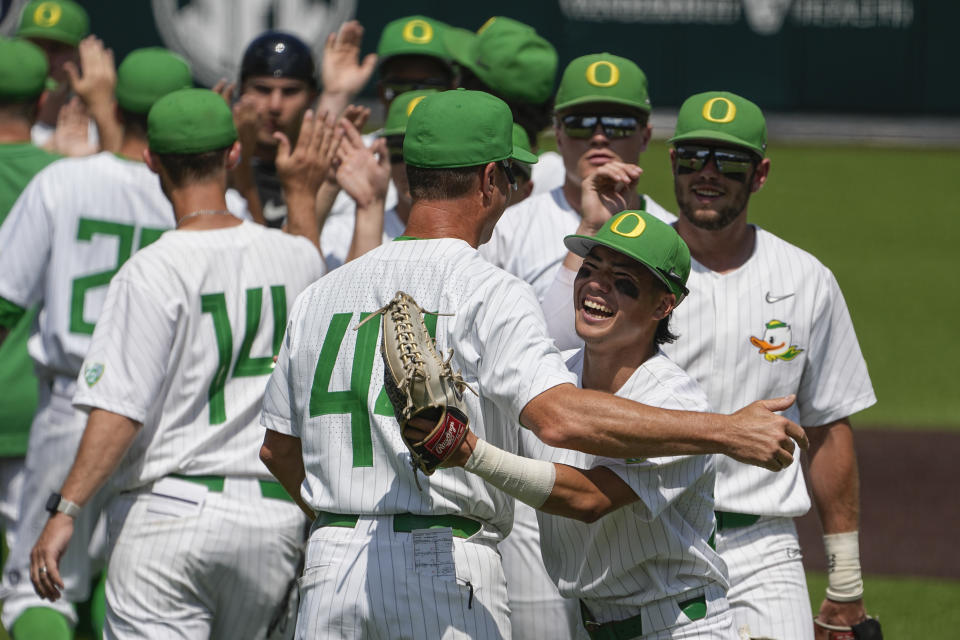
749, 320, 803, 362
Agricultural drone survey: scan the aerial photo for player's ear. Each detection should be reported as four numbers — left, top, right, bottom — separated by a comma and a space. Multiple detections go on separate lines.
638, 123, 652, 153
226, 140, 242, 170
668, 147, 678, 175
751, 158, 770, 193
653, 292, 677, 320
143, 149, 159, 174
480, 162, 498, 201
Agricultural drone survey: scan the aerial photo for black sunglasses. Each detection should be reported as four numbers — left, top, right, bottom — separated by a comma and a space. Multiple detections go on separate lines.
560, 114, 640, 139
499, 160, 518, 191
674, 144, 758, 182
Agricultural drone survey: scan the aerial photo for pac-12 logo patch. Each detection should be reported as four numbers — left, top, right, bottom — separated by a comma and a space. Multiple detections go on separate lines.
749, 320, 803, 362
84, 362, 105, 386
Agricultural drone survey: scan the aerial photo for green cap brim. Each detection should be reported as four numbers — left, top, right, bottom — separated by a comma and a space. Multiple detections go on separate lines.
511, 146, 538, 164
554, 94, 651, 114
564, 233, 674, 294
667, 129, 765, 157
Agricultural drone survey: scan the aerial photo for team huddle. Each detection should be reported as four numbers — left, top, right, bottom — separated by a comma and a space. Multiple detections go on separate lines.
0, 2, 882, 640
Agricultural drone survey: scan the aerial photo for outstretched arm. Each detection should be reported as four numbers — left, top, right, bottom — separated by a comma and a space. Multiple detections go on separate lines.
316, 20, 378, 118
521, 384, 806, 471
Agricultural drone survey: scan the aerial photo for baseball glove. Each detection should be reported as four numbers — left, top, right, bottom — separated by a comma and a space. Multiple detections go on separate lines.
373, 291, 473, 479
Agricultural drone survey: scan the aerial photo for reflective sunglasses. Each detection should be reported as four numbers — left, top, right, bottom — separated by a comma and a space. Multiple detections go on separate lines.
674, 144, 758, 182
560, 114, 640, 139
384, 134, 404, 164
381, 78, 449, 102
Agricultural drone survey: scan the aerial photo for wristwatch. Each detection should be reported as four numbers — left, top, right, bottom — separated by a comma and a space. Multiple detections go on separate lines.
45, 493, 81, 518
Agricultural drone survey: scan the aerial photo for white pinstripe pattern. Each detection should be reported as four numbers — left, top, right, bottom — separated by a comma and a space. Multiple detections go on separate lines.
262, 237, 578, 638
479, 187, 675, 299
661, 226, 876, 640
320, 204, 406, 272
0, 153, 247, 627
68, 222, 322, 638
524, 350, 728, 634
295, 517, 510, 640
74, 221, 324, 488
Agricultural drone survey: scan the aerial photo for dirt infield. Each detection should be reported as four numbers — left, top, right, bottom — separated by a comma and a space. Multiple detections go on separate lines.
796, 429, 960, 579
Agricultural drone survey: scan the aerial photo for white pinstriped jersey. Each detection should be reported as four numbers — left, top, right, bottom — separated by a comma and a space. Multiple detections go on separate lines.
320, 204, 405, 271
0, 152, 248, 381
72, 221, 324, 490
261, 238, 577, 540
662, 226, 876, 516
529, 150, 565, 196
479, 186, 676, 299
524, 349, 728, 605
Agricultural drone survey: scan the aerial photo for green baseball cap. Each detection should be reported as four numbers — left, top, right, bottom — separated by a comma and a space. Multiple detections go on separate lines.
554, 53, 651, 114
511, 123, 534, 178
115, 48, 193, 114
377, 15, 452, 65
445, 17, 557, 105
403, 89, 538, 169
16, 0, 89, 47
0, 37, 49, 101
668, 91, 767, 157
148, 88, 237, 155
381, 89, 436, 137
565, 210, 690, 302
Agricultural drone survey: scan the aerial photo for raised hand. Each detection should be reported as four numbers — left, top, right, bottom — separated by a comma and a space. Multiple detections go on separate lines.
64, 36, 116, 112
317, 20, 378, 118
579, 161, 643, 235
50, 96, 97, 157
335, 119, 390, 208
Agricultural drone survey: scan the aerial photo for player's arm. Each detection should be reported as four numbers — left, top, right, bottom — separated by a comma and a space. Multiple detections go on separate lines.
275, 109, 341, 250
521, 384, 805, 472
31, 409, 140, 600
806, 417, 870, 631
336, 121, 390, 262
65, 35, 122, 153
260, 430, 316, 521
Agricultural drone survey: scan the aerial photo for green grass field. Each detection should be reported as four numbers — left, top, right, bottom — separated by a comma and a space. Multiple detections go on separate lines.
588, 139, 960, 429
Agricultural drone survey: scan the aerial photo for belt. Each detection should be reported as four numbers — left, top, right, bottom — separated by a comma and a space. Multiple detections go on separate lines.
313, 511, 481, 539
715, 511, 761, 531
170, 474, 294, 503
580, 595, 707, 640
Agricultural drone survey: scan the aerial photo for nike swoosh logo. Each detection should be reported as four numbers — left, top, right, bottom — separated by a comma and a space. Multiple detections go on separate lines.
765, 292, 795, 303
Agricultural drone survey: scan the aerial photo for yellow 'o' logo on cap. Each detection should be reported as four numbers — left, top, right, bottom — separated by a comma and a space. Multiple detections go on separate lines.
34, 2, 62, 27
702, 97, 737, 123
402, 19, 434, 44
610, 212, 646, 238
585, 61, 620, 88
406, 95, 427, 117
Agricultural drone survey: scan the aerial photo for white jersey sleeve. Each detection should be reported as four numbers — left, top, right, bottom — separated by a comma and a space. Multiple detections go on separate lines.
72, 274, 174, 422
796, 270, 876, 426
0, 172, 53, 308
540, 265, 582, 351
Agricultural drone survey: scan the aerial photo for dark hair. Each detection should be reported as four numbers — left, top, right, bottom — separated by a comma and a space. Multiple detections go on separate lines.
118, 108, 149, 139
154, 146, 230, 187
655, 315, 678, 345
406, 164, 482, 201
0, 100, 38, 122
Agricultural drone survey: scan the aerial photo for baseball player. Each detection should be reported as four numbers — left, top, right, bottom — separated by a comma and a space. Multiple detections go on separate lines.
0, 35, 61, 585
445, 16, 565, 196
27, 87, 331, 639
480, 53, 675, 300
258, 89, 806, 639
0, 48, 249, 638
434, 208, 734, 638
14, 0, 96, 152
540, 91, 878, 639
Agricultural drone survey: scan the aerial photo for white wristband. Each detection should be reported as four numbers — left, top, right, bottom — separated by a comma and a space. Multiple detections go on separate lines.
463, 437, 556, 509
823, 531, 864, 602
